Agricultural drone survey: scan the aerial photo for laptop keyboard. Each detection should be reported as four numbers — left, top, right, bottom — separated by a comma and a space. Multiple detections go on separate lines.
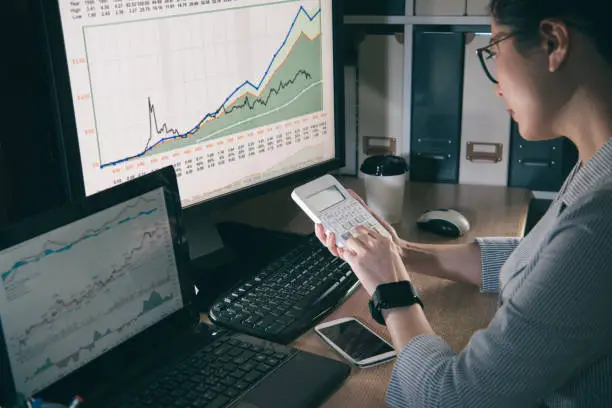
209, 235, 358, 344
113, 333, 295, 408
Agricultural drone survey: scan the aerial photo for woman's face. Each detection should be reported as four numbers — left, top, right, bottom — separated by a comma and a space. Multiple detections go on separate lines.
490, 21, 568, 141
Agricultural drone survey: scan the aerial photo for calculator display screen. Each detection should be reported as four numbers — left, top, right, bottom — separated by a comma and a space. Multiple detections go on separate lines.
307, 186, 346, 212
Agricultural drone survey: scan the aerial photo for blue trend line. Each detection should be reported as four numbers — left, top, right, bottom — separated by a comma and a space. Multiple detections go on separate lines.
1, 208, 158, 283
100, 6, 321, 168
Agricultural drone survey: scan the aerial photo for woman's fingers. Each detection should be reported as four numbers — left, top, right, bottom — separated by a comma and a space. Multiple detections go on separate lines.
345, 234, 364, 257
325, 230, 340, 257
355, 225, 377, 239
347, 190, 397, 236
346, 228, 376, 254
314, 223, 326, 244
316, 220, 383, 259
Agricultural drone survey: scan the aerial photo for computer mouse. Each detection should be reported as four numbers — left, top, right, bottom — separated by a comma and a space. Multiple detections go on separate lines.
416, 209, 470, 238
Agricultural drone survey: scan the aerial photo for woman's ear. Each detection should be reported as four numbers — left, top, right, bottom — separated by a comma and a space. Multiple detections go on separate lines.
540, 20, 570, 72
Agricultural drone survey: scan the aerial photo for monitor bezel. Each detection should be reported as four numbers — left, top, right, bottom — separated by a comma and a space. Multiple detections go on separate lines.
0, 166, 199, 405
38, 0, 346, 211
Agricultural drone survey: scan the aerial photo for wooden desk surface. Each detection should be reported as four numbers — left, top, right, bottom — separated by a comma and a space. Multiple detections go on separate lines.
209, 178, 532, 407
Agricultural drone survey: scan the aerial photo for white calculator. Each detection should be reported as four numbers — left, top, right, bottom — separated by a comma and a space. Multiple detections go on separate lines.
291, 174, 391, 247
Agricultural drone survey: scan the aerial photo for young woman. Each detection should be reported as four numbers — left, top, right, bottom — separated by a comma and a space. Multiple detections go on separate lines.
316, 0, 612, 406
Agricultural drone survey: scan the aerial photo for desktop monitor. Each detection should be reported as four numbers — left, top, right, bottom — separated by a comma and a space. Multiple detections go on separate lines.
39, 0, 345, 216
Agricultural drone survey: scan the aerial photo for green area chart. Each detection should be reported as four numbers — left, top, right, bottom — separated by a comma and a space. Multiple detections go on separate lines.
145, 34, 323, 157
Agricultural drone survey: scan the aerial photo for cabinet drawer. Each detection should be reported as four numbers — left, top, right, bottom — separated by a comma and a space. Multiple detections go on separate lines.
508, 122, 577, 191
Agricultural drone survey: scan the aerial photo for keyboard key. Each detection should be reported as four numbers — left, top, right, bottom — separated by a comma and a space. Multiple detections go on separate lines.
230, 368, 246, 379
219, 354, 233, 363
232, 351, 254, 365
244, 370, 265, 383
221, 376, 235, 387
211, 383, 226, 393
265, 324, 284, 334
247, 344, 263, 352
225, 388, 241, 398
203, 391, 218, 400
235, 380, 250, 390
266, 357, 280, 366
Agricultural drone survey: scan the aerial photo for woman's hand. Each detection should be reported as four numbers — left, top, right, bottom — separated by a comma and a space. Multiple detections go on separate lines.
314, 189, 400, 259
343, 226, 411, 296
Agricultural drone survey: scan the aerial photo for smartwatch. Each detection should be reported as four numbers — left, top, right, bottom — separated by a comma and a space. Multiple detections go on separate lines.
368, 281, 424, 326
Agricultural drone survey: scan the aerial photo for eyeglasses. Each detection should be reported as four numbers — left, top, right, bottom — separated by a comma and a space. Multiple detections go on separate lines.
476, 33, 515, 84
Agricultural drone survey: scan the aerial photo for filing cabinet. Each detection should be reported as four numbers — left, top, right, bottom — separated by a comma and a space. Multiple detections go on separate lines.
410, 29, 465, 183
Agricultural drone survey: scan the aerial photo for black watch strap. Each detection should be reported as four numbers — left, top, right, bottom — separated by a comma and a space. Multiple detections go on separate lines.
368, 281, 423, 326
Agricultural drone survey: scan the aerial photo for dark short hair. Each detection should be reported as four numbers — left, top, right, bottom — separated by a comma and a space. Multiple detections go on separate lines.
489, 0, 612, 65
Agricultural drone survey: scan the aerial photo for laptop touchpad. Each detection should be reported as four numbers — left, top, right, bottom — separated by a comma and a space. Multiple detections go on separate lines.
240, 351, 350, 408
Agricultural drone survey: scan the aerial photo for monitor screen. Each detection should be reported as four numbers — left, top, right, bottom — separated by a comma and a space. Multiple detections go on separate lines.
55, 0, 338, 207
0, 188, 183, 397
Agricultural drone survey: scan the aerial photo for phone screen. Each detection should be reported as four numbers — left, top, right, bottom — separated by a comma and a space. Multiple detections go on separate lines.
319, 320, 394, 362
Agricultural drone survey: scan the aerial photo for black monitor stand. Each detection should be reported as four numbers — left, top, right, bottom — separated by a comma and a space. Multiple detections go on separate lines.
182, 208, 307, 311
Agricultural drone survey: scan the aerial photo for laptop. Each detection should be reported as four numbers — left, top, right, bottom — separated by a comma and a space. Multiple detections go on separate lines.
0, 167, 350, 408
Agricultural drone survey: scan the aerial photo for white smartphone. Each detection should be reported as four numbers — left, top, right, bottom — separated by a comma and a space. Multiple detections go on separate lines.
291, 174, 391, 247
314, 317, 396, 367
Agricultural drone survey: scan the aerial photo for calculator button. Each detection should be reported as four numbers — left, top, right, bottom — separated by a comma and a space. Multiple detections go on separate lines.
342, 232, 352, 241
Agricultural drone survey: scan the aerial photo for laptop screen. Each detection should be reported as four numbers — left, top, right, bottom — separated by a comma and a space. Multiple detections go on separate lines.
0, 187, 184, 398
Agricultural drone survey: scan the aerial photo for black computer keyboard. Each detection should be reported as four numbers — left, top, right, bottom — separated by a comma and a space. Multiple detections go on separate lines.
113, 332, 294, 408
208, 234, 359, 344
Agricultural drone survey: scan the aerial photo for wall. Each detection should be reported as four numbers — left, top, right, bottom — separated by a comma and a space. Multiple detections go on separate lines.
0, 0, 66, 227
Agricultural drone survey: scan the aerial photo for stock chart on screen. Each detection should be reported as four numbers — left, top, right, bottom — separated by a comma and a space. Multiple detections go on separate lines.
0, 188, 183, 397
57, 0, 336, 206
